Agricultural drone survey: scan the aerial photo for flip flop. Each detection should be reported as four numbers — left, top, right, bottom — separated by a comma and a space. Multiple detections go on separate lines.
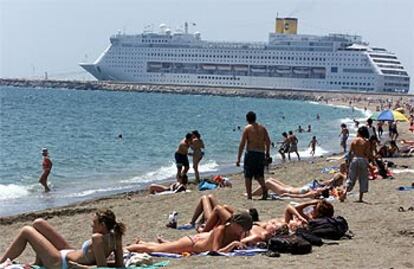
398, 206, 405, 212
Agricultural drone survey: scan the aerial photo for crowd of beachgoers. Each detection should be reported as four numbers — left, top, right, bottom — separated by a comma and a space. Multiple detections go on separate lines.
1, 92, 413, 269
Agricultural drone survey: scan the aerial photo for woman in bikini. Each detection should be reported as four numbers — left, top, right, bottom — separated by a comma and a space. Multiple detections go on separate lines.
148, 174, 188, 194
251, 163, 347, 199
190, 130, 205, 183
284, 200, 334, 226
186, 194, 257, 233
126, 212, 253, 254
0, 209, 125, 269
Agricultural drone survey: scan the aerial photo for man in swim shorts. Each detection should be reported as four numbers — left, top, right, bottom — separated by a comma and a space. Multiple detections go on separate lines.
175, 133, 192, 181
340, 126, 373, 203
237, 111, 271, 200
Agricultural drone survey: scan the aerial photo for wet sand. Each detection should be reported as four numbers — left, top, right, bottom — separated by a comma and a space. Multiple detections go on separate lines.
1, 93, 413, 268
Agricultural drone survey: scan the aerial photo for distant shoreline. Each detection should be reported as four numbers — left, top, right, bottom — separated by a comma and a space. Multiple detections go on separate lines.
1, 78, 412, 101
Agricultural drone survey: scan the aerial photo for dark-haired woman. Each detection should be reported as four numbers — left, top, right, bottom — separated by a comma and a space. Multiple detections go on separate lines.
190, 130, 205, 182
127, 212, 253, 254
0, 209, 125, 268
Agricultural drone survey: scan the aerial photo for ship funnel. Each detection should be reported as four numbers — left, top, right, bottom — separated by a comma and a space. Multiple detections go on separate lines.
275, 17, 298, 34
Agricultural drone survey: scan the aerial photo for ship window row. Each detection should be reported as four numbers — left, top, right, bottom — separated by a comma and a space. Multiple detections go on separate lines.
142, 39, 169, 43
330, 81, 372, 86
384, 76, 410, 82
369, 54, 397, 60
342, 68, 373, 73
373, 59, 401, 64
381, 70, 408, 76
383, 88, 409, 93
377, 64, 403, 70
197, 76, 241, 81
146, 53, 328, 61
146, 62, 326, 79
341, 86, 375, 91
384, 82, 409, 87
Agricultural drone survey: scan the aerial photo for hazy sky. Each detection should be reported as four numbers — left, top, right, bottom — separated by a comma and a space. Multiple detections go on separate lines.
1, 0, 413, 92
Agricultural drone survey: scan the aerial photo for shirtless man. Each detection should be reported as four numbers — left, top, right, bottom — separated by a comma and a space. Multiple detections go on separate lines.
39, 148, 52, 192
287, 131, 300, 161
237, 111, 271, 200
340, 126, 373, 203
175, 133, 192, 181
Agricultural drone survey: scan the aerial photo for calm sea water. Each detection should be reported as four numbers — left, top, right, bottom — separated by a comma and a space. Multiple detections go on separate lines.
0, 86, 367, 216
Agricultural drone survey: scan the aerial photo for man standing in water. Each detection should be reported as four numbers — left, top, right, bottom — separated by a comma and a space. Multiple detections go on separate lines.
39, 148, 52, 192
340, 126, 372, 203
175, 133, 193, 181
237, 111, 271, 200
339, 123, 350, 153
287, 130, 300, 161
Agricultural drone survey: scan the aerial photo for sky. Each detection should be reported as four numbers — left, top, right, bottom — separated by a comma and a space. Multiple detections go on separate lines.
1, 0, 413, 92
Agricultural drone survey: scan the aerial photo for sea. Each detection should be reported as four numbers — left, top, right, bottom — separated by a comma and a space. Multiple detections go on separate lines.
0, 86, 369, 217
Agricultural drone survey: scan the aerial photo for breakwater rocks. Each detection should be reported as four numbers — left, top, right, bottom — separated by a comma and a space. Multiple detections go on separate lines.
0, 78, 411, 102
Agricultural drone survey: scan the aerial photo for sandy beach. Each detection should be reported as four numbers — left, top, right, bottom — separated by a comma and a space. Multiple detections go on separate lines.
1, 90, 413, 269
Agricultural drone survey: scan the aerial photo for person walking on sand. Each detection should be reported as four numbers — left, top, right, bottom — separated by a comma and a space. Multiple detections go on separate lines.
308, 136, 319, 157
278, 132, 290, 162
175, 133, 192, 181
287, 131, 300, 161
39, 148, 52, 192
339, 123, 349, 153
190, 130, 205, 183
340, 126, 373, 203
236, 111, 271, 200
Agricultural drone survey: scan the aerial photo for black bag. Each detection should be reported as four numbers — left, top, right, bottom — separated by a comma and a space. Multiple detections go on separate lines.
296, 229, 323, 246
308, 216, 349, 240
268, 234, 312, 255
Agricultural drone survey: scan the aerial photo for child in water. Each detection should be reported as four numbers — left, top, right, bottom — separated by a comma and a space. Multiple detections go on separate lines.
308, 136, 319, 157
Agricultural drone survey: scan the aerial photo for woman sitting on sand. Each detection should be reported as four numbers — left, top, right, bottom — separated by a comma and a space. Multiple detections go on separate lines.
126, 212, 253, 254
0, 209, 125, 268
149, 174, 188, 194
251, 163, 347, 199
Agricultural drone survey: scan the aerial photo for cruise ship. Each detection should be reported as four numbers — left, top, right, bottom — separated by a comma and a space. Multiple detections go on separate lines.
80, 18, 410, 93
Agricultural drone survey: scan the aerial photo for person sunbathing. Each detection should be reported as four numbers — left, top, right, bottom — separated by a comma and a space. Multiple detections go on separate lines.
251, 163, 347, 199
284, 200, 334, 226
186, 194, 256, 233
0, 209, 125, 269
126, 212, 253, 254
149, 174, 188, 194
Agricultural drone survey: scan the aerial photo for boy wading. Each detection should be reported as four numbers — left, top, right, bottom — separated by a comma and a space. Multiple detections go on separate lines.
237, 111, 271, 200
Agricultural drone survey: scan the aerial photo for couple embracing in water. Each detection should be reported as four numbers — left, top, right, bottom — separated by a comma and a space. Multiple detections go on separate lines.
175, 130, 205, 183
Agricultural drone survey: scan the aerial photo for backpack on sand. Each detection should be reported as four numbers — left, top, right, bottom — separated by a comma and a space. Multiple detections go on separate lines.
307, 216, 349, 240
268, 234, 312, 255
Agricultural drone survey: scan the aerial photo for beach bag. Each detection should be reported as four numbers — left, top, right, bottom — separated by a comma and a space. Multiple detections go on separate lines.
296, 229, 323, 246
198, 180, 218, 191
308, 216, 349, 240
268, 234, 312, 255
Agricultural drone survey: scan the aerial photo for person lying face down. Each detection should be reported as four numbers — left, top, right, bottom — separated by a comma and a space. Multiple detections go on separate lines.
0, 209, 126, 268
126, 212, 253, 254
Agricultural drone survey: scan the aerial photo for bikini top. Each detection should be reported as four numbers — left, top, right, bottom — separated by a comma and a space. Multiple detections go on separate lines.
81, 234, 114, 263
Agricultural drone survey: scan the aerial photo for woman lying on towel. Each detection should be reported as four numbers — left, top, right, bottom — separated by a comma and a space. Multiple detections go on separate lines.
126, 212, 253, 254
184, 194, 288, 246
0, 209, 125, 269
251, 163, 347, 199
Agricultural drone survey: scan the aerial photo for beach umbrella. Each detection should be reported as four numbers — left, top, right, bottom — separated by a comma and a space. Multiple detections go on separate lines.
369, 111, 380, 120
372, 109, 409, 122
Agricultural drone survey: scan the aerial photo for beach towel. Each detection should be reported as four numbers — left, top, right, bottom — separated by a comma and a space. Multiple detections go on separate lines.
391, 169, 414, 174
176, 223, 195, 230
320, 166, 339, 174
150, 247, 267, 258
396, 186, 414, 191
154, 190, 191, 196
0, 261, 169, 269
198, 180, 218, 191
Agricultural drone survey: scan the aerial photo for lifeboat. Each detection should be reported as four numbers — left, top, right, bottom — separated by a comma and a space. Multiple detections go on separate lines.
275, 66, 291, 74
217, 64, 232, 71
293, 66, 310, 74
233, 65, 249, 71
202, 64, 217, 70
251, 65, 267, 72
